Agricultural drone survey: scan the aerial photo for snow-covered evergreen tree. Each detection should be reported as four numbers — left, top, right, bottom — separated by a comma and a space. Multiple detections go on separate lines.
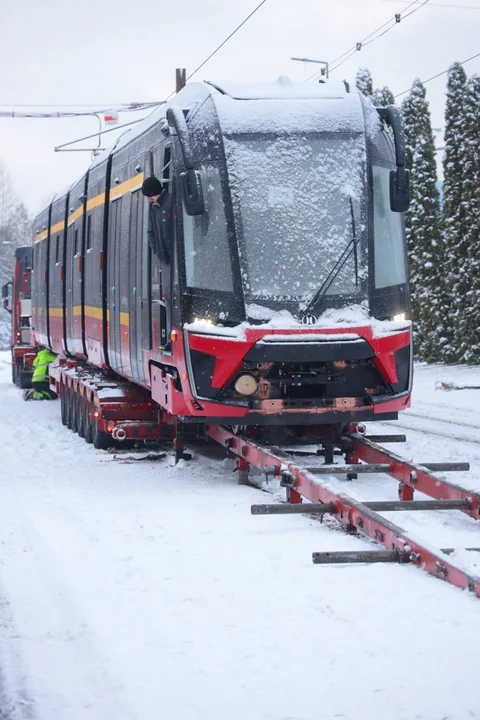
355, 68, 394, 106
355, 68, 373, 97
402, 79, 450, 361
442, 63, 468, 361
455, 75, 480, 362
372, 86, 395, 107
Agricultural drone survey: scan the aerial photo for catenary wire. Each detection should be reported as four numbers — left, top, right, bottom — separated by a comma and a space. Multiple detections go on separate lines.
383, 0, 480, 9
329, 1, 430, 74
50, 0, 269, 149
3, 1, 269, 120
0, 103, 160, 119
306, 0, 428, 81
162, 0, 268, 103
394, 50, 480, 97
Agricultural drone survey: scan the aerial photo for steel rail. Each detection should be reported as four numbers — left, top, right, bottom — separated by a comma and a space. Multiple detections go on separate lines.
207, 425, 480, 597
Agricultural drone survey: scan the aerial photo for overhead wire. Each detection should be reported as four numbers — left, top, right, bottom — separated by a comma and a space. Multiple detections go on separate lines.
50, 0, 269, 150
163, 0, 268, 102
306, 0, 428, 81
2, 1, 269, 122
383, 0, 480, 9
329, 0, 430, 73
394, 50, 480, 97
0, 102, 160, 119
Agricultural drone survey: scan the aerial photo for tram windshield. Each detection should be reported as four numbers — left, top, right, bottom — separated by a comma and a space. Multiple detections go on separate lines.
224, 133, 367, 307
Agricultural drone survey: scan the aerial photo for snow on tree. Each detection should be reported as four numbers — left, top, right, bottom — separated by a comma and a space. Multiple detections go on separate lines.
441, 62, 469, 361
455, 75, 480, 362
355, 68, 394, 106
372, 86, 395, 107
355, 68, 373, 97
402, 79, 450, 362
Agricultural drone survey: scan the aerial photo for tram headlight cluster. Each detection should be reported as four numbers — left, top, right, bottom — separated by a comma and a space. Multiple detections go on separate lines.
393, 312, 407, 322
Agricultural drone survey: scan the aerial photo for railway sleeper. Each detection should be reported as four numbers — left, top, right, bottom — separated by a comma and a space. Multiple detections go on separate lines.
207, 425, 480, 597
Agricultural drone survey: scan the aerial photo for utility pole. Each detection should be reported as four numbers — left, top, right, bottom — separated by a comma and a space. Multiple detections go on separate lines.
176, 68, 187, 93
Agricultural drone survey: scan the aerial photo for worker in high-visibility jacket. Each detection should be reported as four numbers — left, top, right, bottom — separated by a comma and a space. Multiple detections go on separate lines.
24, 347, 58, 400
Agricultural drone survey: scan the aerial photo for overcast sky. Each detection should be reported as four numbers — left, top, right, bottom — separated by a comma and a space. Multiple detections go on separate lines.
1, 0, 479, 215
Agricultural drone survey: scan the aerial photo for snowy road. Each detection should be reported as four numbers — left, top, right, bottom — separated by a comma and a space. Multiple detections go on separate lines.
1, 351, 480, 720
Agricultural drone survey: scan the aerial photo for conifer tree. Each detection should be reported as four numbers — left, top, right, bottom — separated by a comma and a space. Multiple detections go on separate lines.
455, 75, 480, 362
372, 86, 395, 107
401, 79, 450, 361
442, 63, 468, 360
355, 68, 373, 97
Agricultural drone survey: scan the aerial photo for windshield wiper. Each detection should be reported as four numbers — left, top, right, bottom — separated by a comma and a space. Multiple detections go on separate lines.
302, 197, 359, 316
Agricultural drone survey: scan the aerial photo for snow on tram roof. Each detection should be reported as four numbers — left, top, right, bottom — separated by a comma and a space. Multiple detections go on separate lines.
91, 77, 357, 164
206, 77, 348, 100
36, 78, 371, 219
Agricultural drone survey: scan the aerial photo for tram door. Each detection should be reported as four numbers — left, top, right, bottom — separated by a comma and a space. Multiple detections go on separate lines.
108, 196, 122, 373
151, 142, 171, 350
128, 188, 146, 384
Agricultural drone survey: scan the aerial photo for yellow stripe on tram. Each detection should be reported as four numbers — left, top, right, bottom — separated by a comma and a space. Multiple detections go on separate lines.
109, 173, 144, 201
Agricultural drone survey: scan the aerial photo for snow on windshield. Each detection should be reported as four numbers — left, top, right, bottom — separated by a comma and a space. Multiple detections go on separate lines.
224, 133, 366, 305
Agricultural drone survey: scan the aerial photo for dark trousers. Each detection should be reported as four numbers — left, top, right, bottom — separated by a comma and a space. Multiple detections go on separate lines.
33, 381, 57, 399
160, 262, 172, 345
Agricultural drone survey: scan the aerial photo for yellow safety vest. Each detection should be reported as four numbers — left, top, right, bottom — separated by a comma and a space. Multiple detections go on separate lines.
32, 349, 56, 384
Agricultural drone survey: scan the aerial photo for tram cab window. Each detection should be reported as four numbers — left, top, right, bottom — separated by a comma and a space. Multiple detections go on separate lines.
372, 165, 408, 289
182, 164, 234, 293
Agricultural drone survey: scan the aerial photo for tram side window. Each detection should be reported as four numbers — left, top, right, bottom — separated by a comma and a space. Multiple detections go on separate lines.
55, 234, 61, 264
372, 165, 408, 289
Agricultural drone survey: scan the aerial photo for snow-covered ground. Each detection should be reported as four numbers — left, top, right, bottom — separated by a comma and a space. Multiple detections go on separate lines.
1, 350, 480, 720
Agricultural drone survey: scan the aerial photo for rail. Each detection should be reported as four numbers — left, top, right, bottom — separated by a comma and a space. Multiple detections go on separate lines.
206, 424, 480, 597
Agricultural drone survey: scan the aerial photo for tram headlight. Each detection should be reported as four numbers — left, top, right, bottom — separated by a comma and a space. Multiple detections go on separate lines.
393, 312, 407, 322
194, 317, 214, 325
234, 374, 258, 396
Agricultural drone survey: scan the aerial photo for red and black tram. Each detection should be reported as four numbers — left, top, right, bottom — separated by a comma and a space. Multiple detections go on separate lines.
28, 78, 412, 446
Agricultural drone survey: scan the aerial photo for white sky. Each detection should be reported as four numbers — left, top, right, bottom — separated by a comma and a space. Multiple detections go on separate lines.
1, 0, 479, 215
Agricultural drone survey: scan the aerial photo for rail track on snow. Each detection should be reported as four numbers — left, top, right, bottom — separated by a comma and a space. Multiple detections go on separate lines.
384, 412, 480, 446
206, 424, 480, 598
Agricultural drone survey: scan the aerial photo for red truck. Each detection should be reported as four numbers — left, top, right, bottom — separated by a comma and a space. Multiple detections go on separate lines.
2, 246, 36, 388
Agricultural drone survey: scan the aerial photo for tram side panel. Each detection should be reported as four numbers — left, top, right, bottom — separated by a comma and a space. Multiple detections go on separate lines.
84, 158, 109, 369
32, 206, 51, 347
48, 193, 69, 354
109, 146, 134, 379
65, 173, 88, 357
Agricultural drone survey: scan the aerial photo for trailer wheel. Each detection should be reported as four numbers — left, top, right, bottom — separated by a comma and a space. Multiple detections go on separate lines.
92, 416, 112, 450
84, 398, 93, 444
60, 383, 68, 426
70, 386, 78, 434
77, 391, 85, 439
19, 371, 32, 389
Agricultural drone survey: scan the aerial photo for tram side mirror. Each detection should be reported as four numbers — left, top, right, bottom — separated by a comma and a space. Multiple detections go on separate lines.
390, 167, 410, 213
377, 105, 411, 212
2, 282, 12, 314
181, 168, 205, 216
